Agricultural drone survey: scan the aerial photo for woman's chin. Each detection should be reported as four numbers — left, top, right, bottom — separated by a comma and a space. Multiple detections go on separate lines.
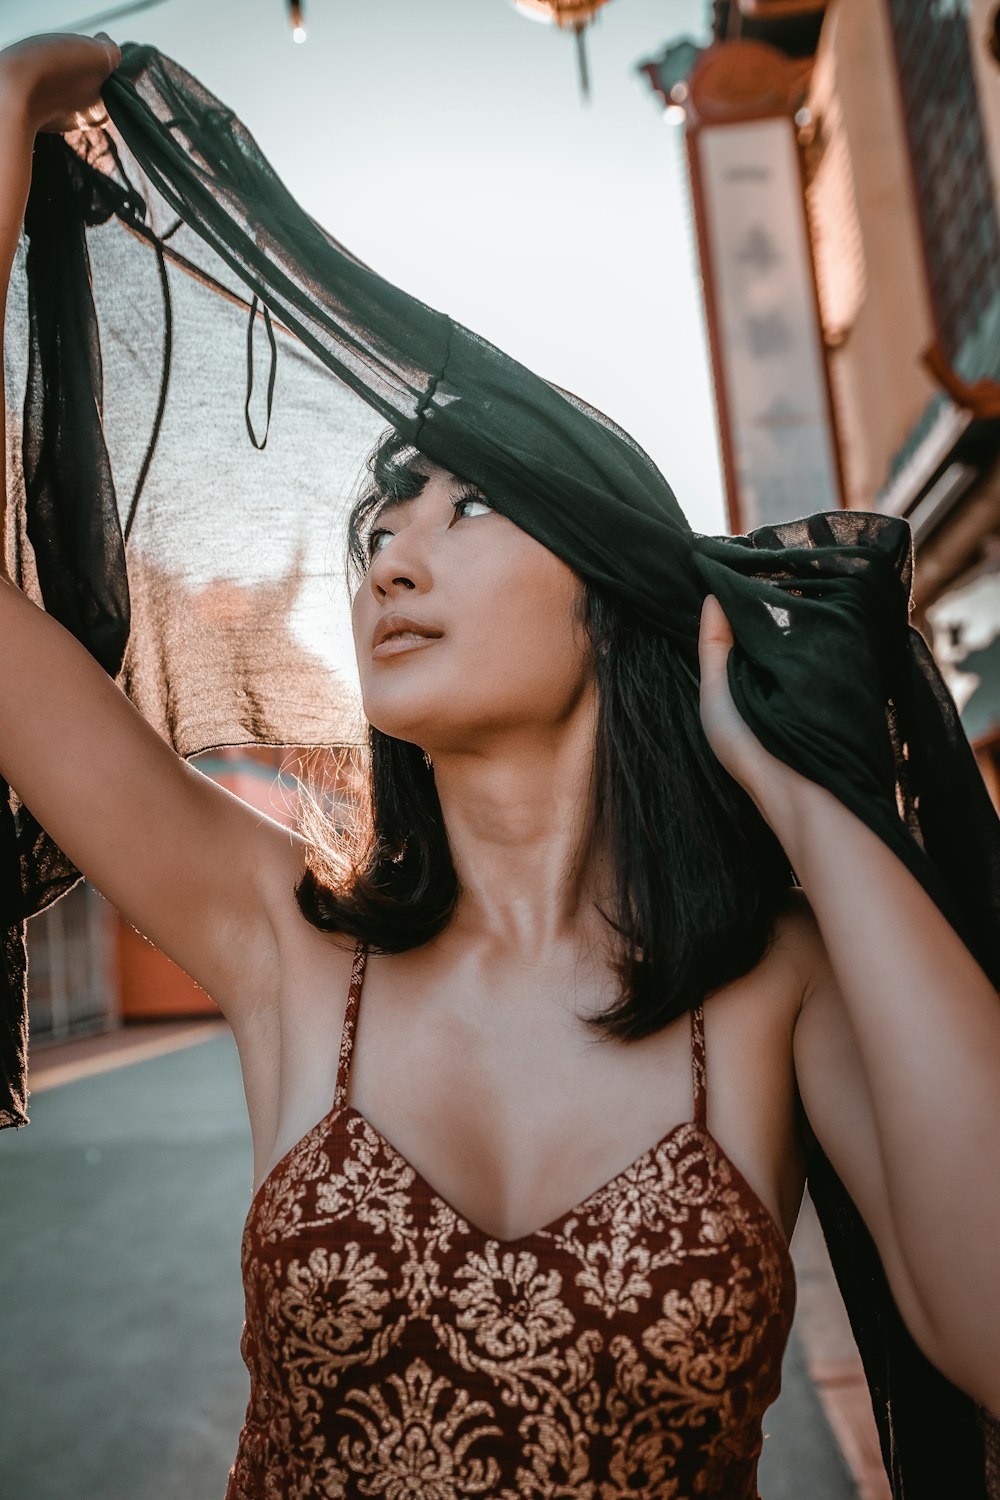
362, 696, 442, 745
364, 698, 487, 753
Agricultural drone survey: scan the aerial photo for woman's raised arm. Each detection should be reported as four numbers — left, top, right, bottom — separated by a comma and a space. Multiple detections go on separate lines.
0, 35, 303, 1032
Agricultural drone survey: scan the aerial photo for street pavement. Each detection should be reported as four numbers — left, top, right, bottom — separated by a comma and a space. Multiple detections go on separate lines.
0, 1030, 859, 1500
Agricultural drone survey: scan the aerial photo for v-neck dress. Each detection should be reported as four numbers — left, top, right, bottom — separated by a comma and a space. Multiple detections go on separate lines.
226, 942, 796, 1499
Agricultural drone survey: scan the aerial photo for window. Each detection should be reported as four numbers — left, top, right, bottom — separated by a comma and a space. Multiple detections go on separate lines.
886, 0, 1000, 364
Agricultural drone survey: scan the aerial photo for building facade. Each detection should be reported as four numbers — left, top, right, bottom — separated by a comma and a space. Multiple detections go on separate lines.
641, 0, 1000, 799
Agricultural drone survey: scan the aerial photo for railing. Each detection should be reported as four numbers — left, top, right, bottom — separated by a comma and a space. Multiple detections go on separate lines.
26, 882, 119, 1046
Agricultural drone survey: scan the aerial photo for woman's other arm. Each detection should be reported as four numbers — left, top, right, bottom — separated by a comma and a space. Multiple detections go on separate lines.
777, 787, 1000, 1416
697, 592, 1000, 1415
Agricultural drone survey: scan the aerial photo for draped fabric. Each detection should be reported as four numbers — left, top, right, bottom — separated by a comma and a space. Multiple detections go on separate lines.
2, 42, 999, 1496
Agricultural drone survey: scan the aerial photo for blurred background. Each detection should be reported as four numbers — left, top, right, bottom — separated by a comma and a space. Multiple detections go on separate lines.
3, 2, 1000, 1496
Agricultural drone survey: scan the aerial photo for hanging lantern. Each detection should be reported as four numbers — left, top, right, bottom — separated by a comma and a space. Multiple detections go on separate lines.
288, 0, 306, 43
512, 0, 617, 101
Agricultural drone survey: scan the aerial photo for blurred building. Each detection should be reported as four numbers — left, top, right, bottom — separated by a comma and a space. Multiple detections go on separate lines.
26, 883, 118, 1044
640, 0, 1000, 801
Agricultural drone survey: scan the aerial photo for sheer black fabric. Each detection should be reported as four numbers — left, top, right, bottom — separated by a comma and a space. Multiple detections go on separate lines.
3, 43, 999, 1497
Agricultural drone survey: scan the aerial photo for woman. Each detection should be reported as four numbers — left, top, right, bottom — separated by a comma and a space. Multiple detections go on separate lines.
2, 30, 999, 1499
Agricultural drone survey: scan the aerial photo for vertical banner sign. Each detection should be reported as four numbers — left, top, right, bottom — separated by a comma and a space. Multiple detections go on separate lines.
695, 117, 840, 531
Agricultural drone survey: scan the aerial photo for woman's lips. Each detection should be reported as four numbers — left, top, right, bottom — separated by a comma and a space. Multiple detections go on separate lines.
371, 631, 442, 659
371, 612, 440, 660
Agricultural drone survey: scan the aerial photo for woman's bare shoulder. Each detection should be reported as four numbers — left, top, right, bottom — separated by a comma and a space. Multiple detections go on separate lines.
698, 886, 816, 1093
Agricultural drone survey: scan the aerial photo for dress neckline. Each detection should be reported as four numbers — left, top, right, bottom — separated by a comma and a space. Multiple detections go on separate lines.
247, 942, 795, 1263
249, 1099, 793, 1265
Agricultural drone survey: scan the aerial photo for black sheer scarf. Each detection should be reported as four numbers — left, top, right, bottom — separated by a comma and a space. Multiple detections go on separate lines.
3, 44, 999, 1497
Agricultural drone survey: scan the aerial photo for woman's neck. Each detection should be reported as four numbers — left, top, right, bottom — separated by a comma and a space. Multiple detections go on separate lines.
427, 711, 615, 964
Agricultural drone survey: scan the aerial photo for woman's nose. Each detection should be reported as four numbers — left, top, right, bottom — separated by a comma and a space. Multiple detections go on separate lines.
368, 534, 429, 598
373, 571, 415, 595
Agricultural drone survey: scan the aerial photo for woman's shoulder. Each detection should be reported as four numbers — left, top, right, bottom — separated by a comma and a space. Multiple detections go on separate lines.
766, 884, 833, 1016
745, 885, 827, 1020
771, 883, 820, 936
698, 886, 817, 1068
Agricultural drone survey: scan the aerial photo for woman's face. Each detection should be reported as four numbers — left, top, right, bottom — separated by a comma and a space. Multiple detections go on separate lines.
351, 460, 594, 753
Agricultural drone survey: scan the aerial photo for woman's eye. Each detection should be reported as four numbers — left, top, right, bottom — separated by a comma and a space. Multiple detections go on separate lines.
453, 494, 492, 520
366, 528, 391, 559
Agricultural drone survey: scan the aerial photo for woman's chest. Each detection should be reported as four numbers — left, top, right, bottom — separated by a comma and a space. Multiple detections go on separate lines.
258, 939, 806, 1248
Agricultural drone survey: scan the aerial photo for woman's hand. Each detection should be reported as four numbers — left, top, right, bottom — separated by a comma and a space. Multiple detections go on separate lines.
697, 592, 799, 807
0, 31, 120, 135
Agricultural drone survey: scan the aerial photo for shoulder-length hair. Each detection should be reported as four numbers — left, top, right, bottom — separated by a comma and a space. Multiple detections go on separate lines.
296, 428, 794, 1040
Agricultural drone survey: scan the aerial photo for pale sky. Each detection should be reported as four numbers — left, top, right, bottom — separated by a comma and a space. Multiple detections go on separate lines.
3, 0, 727, 537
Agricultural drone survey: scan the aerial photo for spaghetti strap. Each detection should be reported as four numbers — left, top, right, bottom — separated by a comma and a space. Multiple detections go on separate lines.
333, 942, 368, 1109
690, 1002, 707, 1128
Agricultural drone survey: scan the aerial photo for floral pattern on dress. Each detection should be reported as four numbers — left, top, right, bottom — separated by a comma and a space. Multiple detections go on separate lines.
337, 1358, 503, 1499
450, 1244, 574, 1358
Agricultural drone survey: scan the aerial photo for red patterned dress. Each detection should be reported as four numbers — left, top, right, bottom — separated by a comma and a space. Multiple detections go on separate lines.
227, 942, 796, 1498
